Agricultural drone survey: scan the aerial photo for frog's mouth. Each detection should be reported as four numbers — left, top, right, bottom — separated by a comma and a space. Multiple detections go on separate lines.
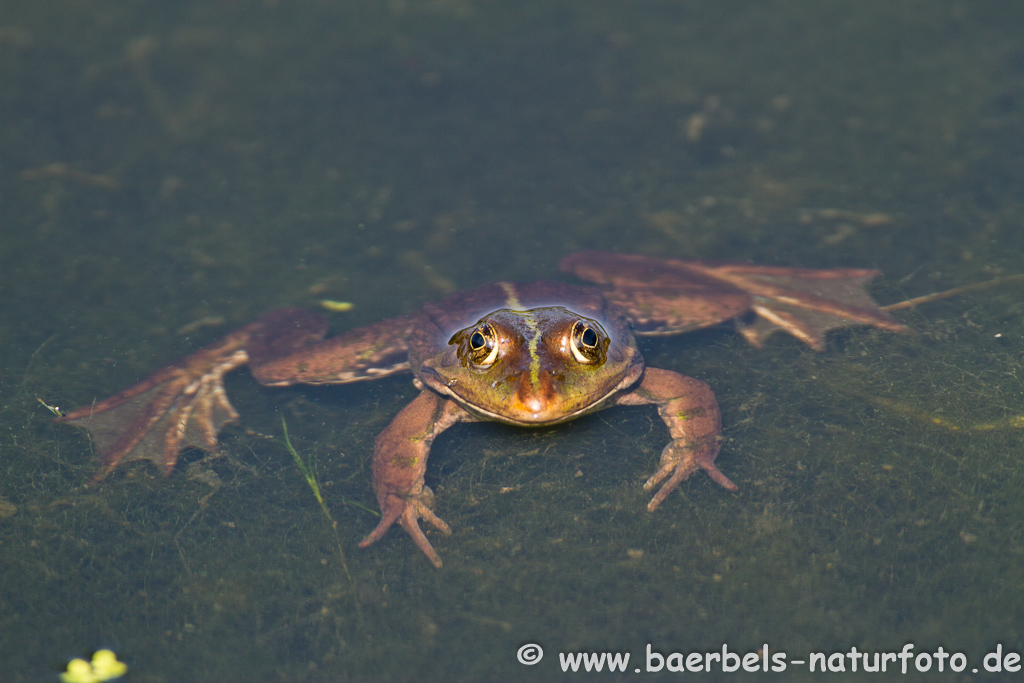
418, 361, 644, 426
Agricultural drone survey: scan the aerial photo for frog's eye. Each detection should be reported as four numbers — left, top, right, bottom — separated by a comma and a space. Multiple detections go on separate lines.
468, 323, 500, 367
569, 320, 605, 364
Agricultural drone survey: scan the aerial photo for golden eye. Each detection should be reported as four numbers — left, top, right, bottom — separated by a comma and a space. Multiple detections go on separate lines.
469, 323, 499, 367
569, 320, 605, 364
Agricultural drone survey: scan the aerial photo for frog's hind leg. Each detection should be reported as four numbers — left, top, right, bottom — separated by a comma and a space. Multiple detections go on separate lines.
560, 251, 907, 348
60, 308, 327, 483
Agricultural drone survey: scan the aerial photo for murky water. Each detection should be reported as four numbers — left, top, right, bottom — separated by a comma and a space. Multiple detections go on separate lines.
2, 1, 1023, 680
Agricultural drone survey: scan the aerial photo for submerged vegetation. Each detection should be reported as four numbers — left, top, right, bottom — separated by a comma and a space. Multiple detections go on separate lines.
280, 416, 362, 621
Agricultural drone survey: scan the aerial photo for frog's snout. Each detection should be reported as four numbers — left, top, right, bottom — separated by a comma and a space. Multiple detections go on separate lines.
509, 370, 563, 422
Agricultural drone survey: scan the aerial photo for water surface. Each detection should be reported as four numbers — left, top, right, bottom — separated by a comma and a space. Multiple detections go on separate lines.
2, 1, 1023, 680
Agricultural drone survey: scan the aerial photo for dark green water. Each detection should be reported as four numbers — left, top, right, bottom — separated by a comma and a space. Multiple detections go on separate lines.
2, 0, 1024, 680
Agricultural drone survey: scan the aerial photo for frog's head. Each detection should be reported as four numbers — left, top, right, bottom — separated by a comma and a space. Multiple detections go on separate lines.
419, 307, 642, 425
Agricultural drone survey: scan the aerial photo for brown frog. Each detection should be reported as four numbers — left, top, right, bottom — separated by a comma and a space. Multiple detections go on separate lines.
60, 251, 907, 567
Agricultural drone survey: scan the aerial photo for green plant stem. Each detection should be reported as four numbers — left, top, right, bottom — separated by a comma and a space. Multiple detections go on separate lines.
281, 417, 362, 621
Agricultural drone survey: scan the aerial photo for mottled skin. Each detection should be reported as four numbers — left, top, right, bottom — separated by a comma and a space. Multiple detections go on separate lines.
60, 252, 907, 567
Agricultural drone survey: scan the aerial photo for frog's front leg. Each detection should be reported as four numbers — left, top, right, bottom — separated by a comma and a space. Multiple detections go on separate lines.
358, 390, 475, 568
615, 367, 736, 511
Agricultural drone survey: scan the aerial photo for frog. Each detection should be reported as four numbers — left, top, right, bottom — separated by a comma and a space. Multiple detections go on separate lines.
59, 251, 907, 567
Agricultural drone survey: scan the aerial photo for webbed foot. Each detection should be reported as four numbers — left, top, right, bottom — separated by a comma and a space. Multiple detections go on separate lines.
561, 251, 908, 350
60, 308, 329, 482
697, 262, 909, 350
60, 331, 252, 483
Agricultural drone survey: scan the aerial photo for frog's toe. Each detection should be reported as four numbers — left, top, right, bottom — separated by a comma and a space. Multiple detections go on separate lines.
643, 439, 736, 511
399, 508, 448, 569
359, 487, 451, 568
